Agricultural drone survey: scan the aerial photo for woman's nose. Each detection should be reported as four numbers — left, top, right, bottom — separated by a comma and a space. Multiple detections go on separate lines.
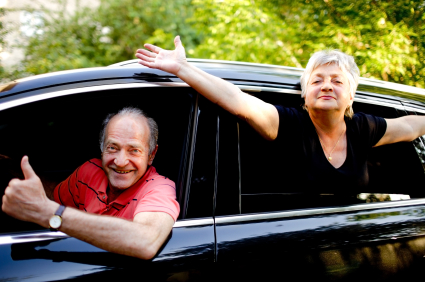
321, 80, 333, 91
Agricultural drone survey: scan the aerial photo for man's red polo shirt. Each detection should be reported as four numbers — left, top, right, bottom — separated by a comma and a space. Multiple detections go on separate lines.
53, 159, 179, 221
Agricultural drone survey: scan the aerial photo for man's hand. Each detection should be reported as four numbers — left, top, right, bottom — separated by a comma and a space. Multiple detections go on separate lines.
2, 156, 57, 227
135, 35, 187, 76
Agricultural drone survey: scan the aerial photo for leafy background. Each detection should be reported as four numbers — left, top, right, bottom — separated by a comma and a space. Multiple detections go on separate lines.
1, 0, 424, 88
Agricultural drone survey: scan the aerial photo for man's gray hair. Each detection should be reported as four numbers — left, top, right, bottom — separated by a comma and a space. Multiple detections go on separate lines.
300, 50, 360, 99
99, 107, 158, 155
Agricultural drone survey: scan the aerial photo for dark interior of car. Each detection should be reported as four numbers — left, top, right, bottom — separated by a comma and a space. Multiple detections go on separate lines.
233, 92, 425, 214
2, 88, 425, 230
0, 87, 194, 233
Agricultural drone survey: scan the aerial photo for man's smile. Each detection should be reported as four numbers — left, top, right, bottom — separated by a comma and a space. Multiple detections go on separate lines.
112, 168, 133, 174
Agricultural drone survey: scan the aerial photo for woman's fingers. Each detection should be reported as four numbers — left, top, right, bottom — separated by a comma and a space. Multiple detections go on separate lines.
138, 49, 157, 58
136, 52, 156, 63
138, 59, 154, 68
144, 43, 164, 54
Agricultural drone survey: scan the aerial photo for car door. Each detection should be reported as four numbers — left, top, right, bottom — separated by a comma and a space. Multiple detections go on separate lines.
213, 87, 425, 281
0, 83, 216, 281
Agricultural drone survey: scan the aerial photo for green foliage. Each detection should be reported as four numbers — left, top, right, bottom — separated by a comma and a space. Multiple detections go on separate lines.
3, 0, 425, 88
9, 0, 198, 78
191, 0, 425, 87
189, 0, 302, 66
0, 7, 7, 78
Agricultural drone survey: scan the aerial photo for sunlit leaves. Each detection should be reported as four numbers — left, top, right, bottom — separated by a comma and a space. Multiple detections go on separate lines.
192, 0, 425, 87
4, 0, 425, 88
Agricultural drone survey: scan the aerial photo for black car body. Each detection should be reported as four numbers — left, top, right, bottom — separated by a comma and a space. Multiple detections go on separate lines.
1, 59, 425, 281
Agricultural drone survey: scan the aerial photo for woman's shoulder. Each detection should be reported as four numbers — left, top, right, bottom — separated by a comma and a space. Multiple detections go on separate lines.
275, 105, 310, 135
348, 112, 387, 141
350, 112, 386, 126
275, 105, 306, 119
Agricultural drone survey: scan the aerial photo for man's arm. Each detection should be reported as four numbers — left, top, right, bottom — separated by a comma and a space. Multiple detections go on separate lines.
135, 36, 279, 141
375, 115, 425, 147
2, 156, 174, 260
53, 208, 173, 259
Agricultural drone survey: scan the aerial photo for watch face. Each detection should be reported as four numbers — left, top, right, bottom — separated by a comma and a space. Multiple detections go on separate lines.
49, 215, 62, 229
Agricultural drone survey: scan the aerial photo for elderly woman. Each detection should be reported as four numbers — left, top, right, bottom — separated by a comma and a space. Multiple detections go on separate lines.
136, 36, 425, 191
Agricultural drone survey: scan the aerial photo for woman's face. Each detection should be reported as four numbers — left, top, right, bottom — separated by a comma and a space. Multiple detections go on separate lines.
304, 63, 352, 115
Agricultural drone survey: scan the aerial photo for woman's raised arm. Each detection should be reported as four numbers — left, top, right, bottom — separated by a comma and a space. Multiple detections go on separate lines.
135, 36, 279, 141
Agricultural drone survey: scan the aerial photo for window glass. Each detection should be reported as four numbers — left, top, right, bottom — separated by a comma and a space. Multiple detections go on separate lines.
0, 87, 193, 233
235, 92, 425, 214
412, 112, 425, 173
215, 108, 240, 216
185, 96, 217, 219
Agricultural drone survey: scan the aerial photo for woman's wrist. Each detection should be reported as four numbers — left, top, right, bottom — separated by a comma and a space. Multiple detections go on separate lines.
175, 61, 192, 80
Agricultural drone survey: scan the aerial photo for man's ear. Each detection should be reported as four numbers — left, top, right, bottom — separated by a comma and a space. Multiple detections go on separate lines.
148, 145, 158, 166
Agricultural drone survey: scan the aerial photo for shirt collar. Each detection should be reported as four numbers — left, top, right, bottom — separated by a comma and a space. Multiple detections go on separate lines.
107, 166, 156, 206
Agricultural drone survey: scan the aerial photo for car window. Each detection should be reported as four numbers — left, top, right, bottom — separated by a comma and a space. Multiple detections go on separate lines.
215, 108, 240, 217
0, 87, 194, 233
184, 96, 217, 219
216, 91, 425, 215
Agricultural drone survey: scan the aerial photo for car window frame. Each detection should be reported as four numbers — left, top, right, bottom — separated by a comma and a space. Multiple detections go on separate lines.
214, 85, 425, 220
0, 81, 213, 242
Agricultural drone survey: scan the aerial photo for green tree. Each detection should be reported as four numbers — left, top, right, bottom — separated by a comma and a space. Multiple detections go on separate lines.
9, 0, 198, 78
0, 6, 7, 78
4, 0, 425, 89
191, 0, 425, 88
189, 0, 303, 66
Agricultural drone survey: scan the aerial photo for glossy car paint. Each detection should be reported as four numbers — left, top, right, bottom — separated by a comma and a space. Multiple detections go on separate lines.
215, 201, 425, 280
1, 59, 425, 281
0, 220, 214, 281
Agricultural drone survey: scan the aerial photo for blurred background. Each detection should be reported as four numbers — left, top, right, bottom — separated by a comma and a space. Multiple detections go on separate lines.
0, 0, 424, 88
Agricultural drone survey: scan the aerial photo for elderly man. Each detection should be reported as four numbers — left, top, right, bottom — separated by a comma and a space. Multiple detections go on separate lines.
2, 107, 179, 260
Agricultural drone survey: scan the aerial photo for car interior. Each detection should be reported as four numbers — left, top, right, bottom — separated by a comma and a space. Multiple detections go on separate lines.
1, 88, 425, 231
231, 91, 425, 214
0, 87, 194, 233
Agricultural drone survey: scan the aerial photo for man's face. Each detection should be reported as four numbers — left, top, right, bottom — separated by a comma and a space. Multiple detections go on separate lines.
101, 115, 156, 192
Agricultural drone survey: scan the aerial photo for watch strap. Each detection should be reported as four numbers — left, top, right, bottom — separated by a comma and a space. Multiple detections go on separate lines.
50, 205, 65, 231
55, 205, 66, 217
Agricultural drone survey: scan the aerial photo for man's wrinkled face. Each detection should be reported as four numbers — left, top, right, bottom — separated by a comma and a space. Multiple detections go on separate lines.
101, 115, 155, 192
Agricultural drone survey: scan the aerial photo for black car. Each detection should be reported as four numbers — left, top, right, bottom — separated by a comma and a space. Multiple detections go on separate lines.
1, 59, 425, 281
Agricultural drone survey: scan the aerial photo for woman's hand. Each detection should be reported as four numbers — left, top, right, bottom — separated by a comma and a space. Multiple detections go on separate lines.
136, 36, 279, 141
135, 36, 186, 76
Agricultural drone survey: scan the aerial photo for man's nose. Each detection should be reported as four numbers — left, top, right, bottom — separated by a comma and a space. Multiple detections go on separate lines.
114, 150, 129, 167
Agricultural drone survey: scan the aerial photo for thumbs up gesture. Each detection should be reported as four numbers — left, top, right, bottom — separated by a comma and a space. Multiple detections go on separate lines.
2, 156, 55, 227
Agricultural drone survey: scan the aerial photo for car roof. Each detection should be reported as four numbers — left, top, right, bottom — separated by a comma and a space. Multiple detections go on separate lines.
1, 58, 424, 106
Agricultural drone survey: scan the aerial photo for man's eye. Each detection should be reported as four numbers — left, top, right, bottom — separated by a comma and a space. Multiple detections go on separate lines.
132, 149, 139, 153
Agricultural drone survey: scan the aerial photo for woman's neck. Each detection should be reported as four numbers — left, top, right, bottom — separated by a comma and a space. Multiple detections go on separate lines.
309, 110, 345, 137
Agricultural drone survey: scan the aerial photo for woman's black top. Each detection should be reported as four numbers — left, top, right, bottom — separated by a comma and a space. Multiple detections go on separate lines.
274, 106, 387, 194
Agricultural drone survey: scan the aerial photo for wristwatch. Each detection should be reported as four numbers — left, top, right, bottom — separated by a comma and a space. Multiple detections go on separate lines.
49, 205, 65, 231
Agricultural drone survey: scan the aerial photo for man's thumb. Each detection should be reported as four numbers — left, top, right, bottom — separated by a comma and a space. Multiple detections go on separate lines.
21, 156, 36, 180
